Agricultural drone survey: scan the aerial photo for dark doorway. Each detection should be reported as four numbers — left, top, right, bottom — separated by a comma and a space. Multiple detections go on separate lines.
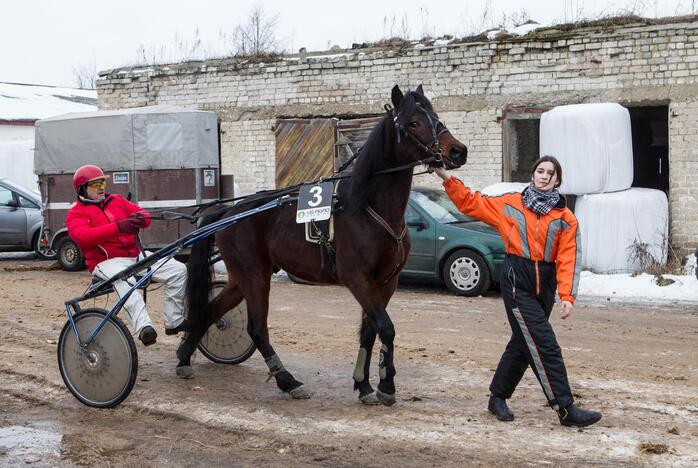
627, 106, 669, 192
503, 110, 543, 183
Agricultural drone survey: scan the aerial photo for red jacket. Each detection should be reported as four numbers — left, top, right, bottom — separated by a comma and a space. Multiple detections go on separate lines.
444, 177, 581, 303
65, 194, 151, 272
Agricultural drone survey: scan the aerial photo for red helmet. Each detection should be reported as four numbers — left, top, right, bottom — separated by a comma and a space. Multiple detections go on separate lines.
73, 165, 110, 193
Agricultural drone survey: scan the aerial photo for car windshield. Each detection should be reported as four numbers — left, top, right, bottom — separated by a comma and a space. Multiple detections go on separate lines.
410, 189, 475, 223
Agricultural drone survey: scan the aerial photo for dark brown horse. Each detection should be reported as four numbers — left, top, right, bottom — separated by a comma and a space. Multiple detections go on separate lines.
178, 85, 467, 405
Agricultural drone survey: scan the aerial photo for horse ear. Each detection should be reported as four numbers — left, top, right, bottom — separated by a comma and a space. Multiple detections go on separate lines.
391, 85, 403, 108
416, 84, 424, 96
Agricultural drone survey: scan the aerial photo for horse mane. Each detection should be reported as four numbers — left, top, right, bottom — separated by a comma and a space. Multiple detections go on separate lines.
344, 90, 435, 211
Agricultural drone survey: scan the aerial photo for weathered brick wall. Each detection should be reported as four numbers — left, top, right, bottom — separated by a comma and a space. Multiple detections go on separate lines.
97, 19, 698, 253
668, 101, 698, 253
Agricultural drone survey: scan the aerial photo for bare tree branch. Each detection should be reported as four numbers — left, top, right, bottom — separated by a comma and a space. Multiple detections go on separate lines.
72, 56, 97, 89
232, 5, 281, 57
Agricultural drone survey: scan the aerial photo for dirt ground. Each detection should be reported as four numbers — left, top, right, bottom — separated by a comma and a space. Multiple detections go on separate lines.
0, 255, 696, 467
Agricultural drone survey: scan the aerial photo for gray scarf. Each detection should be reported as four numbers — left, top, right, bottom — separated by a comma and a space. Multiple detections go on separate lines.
522, 185, 561, 215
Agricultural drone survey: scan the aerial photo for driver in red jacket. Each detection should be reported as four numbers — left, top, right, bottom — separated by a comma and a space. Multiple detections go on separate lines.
65, 165, 187, 347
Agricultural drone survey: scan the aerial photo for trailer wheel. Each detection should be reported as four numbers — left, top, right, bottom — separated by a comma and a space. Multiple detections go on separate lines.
57, 236, 86, 271
198, 281, 256, 364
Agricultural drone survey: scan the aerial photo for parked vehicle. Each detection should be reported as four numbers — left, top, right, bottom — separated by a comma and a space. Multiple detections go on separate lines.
401, 186, 505, 296
0, 178, 55, 259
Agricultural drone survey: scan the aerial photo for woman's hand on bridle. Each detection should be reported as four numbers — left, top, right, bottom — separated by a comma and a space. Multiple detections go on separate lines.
430, 166, 450, 182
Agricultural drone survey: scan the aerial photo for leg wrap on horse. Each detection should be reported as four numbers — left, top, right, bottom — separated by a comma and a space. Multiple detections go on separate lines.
353, 348, 368, 382
265, 354, 287, 381
378, 344, 389, 380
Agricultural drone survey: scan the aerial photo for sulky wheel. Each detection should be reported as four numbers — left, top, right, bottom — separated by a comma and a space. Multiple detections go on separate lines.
197, 280, 256, 364
57, 308, 137, 408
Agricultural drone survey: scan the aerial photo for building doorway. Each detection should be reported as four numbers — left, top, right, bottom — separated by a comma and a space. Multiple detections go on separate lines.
626, 105, 669, 193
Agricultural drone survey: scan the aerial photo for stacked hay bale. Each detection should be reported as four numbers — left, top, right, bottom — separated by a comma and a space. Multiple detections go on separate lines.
540, 103, 668, 273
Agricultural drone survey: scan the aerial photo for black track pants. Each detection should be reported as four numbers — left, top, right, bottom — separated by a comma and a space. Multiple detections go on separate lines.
489, 255, 573, 410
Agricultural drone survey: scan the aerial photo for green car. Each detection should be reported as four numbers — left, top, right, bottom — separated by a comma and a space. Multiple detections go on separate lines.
401, 187, 505, 296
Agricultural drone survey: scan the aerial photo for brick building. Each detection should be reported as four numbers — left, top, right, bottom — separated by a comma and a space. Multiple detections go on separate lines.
96, 16, 698, 254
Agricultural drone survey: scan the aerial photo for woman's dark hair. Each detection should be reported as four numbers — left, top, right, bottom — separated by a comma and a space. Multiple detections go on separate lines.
531, 155, 563, 188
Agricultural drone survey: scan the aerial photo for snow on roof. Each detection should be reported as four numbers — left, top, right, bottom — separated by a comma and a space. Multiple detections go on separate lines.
0, 82, 96, 122
38, 104, 212, 122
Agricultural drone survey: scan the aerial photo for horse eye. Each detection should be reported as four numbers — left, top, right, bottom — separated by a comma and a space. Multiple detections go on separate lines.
409, 121, 419, 128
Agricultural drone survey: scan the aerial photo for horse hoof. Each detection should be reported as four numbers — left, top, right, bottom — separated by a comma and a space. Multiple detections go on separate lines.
376, 389, 396, 406
359, 392, 380, 405
289, 385, 311, 399
176, 366, 194, 379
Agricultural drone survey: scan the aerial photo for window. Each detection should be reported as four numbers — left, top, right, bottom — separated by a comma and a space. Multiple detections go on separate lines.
0, 186, 13, 206
18, 195, 38, 209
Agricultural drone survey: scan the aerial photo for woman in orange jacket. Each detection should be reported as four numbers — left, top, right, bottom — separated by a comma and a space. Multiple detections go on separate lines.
432, 156, 602, 427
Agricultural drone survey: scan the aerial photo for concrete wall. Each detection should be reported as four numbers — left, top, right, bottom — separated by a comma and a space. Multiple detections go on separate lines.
97, 18, 698, 254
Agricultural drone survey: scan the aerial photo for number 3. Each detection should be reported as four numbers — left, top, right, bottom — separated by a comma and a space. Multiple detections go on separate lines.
308, 186, 323, 207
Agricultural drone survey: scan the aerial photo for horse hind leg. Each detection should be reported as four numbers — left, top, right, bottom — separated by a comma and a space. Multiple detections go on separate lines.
175, 281, 244, 379
244, 276, 311, 399
353, 313, 380, 405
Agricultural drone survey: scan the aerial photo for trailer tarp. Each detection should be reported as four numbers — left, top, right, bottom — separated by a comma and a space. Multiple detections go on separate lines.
34, 105, 218, 174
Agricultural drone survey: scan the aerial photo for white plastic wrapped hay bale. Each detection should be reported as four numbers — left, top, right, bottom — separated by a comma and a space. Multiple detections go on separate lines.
481, 182, 529, 197
575, 188, 668, 273
540, 103, 633, 195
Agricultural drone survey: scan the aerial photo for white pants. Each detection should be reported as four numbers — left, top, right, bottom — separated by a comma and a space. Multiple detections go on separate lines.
93, 251, 187, 337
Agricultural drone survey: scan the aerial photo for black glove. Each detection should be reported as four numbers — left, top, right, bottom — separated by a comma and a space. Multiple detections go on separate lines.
129, 211, 148, 228
116, 217, 142, 234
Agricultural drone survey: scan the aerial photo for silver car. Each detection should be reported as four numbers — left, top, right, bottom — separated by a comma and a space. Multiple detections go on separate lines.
0, 178, 55, 259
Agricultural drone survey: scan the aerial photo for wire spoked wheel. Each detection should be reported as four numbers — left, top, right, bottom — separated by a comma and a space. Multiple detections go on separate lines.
57, 308, 137, 408
197, 281, 256, 364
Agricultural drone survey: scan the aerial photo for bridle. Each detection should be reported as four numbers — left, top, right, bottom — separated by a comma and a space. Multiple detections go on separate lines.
387, 102, 451, 168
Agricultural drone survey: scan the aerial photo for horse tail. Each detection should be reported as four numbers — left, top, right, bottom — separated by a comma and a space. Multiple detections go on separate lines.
185, 215, 218, 332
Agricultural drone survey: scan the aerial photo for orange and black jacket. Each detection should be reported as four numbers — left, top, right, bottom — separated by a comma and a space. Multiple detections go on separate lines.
443, 177, 582, 303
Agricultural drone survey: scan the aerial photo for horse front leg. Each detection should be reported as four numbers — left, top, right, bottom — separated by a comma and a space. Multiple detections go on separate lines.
243, 277, 311, 399
353, 312, 379, 405
346, 276, 397, 406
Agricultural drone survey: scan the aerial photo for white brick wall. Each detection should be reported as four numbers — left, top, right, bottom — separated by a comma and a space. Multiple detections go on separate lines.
97, 19, 698, 253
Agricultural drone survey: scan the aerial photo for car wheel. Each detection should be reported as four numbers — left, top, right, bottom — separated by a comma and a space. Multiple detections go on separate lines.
57, 236, 86, 271
442, 249, 491, 296
33, 230, 57, 260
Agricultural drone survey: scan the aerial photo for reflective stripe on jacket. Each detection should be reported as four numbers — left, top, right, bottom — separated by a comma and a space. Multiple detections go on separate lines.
65, 194, 151, 272
443, 177, 581, 303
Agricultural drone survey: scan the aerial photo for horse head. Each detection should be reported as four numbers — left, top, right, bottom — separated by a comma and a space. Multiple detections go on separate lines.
390, 84, 467, 170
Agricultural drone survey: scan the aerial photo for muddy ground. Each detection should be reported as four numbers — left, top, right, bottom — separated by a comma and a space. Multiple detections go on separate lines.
0, 255, 697, 467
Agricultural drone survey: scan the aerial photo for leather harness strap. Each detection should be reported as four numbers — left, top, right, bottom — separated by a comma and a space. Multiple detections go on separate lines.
366, 206, 408, 284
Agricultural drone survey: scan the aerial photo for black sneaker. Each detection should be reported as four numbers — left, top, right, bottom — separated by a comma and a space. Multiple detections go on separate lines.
558, 404, 602, 427
488, 395, 514, 421
139, 325, 157, 346
165, 319, 189, 336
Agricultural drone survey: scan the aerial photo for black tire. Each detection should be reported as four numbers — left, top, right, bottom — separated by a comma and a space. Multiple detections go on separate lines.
442, 249, 491, 296
197, 280, 256, 364
33, 230, 57, 260
57, 236, 85, 271
57, 308, 138, 408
